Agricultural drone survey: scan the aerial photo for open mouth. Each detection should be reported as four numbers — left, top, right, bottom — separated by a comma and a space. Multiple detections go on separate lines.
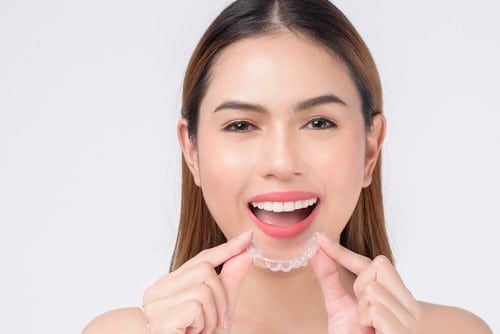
249, 198, 318, 227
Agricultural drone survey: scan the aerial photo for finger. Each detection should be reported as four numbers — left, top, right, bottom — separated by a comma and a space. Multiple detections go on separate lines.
312, 250, 374, 334
310, 248, 355, 315
152, 230, 252, 284
358, 282, 415, 328
368, 300, 407, 334
353, 255, 420, 319
182, 230, 253, 270
149, 300, 205, 334
317, 234, 420, 319
144, 284, 218, 334
144, 262, 228, 327
219, 249, 252, 328
317, 233, 371, 275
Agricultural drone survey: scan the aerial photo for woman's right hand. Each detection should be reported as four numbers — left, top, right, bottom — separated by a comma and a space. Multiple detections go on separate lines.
142, 230, 253, 334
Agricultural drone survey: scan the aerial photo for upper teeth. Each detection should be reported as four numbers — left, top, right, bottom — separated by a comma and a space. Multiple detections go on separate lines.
251, 198, 318, 213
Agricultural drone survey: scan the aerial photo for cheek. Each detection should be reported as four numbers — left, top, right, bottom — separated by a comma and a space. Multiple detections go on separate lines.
306, 131, 366, 234
197, 133, 255, 183
305, 131, 366, 184
194, 131, 257, 235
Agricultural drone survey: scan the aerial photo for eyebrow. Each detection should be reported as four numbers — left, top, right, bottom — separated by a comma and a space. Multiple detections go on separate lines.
214, 100, 266, 113
213, 94, 348, 113
296, 94, 347, 111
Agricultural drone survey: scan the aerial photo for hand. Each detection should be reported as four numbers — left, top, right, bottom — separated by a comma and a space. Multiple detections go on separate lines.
142, 230, 253, 334
311, 234, 422, 334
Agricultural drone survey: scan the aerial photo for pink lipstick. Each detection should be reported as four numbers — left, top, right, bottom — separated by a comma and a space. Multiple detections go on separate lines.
248, 191, 319, 238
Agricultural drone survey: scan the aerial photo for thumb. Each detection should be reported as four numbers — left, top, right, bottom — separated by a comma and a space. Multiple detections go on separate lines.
311, 248, 355, 316
218, 250, 252, 328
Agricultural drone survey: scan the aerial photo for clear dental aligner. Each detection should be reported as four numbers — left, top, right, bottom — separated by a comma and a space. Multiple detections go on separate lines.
247, 234, 318, 272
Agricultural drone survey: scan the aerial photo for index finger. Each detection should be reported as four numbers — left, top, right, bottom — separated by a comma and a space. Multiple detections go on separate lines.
316, 233, 371, 275
182, 230, 253, 270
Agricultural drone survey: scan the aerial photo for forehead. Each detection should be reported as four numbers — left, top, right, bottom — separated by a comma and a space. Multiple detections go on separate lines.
201, 32, 361, 112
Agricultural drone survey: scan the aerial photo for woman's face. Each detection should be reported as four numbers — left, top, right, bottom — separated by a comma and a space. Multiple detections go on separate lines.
179, 33, 384, 258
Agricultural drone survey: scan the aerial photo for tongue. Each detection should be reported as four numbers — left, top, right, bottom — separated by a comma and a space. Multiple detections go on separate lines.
254, 207, 311, 226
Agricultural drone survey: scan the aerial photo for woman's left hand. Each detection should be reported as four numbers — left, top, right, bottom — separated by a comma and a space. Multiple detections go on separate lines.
311, 234, 422, 334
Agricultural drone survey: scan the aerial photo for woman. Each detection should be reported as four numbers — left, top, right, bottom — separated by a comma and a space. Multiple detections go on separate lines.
84, 1, 492, 333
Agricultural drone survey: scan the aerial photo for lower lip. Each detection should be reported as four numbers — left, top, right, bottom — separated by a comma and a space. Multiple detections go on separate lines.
249, 203, 319, 239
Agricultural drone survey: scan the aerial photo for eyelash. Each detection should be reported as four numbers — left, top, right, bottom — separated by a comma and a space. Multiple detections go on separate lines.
222, 117, 337, 133
304, 117, 337, 130
223, 120, 258, 132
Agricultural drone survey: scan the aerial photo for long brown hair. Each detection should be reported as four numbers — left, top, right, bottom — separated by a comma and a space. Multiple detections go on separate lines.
170, 0, 393, 271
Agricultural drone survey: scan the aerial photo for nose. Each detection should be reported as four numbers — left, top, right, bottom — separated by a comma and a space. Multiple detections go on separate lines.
258, 126, 302, 181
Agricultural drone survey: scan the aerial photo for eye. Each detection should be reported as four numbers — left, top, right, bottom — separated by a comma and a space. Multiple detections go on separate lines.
304, 117, 337, 130
223, 120, 258, 132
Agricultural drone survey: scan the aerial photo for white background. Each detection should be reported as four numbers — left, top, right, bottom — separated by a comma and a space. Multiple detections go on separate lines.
1, 1, 499, 332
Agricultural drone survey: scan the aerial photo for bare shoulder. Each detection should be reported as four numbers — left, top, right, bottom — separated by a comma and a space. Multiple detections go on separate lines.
82, 307, 148, 334
420, 302, 492, 334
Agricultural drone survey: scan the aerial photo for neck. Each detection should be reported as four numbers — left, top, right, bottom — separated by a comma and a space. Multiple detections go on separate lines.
232, 264, 355, 332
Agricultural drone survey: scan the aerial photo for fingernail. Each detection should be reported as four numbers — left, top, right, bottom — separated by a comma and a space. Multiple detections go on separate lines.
317, 233, 337, 250
316, 232, 328, 243
235, 229, 252, 241
223, 314, 230, 329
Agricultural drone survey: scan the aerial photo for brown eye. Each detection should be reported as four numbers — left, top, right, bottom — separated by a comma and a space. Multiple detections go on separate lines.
305, 118, 337, 130
223, 121, 257, 132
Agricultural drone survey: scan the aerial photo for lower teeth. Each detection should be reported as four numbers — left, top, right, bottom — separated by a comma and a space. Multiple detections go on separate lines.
247, 234, 318, 272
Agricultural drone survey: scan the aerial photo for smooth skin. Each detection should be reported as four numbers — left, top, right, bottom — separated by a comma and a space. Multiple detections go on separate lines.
83, 33, 492, 333
83, 233, 491, 333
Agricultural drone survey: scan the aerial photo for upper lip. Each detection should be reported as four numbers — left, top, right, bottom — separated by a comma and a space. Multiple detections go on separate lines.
248, 191, 319, 203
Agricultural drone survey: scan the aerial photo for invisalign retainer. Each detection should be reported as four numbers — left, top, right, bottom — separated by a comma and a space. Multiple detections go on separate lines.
247, 234, 318, 272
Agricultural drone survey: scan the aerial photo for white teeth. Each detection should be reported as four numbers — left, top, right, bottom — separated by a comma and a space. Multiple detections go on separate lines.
251, 198, 318, 212
283, 202, 294, 211
272, 202, 284, 212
